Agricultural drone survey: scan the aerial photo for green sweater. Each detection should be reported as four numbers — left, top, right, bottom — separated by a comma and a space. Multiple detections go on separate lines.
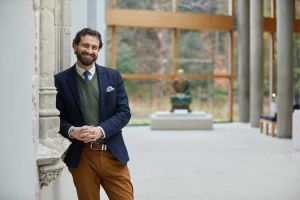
76, 73, 100, 126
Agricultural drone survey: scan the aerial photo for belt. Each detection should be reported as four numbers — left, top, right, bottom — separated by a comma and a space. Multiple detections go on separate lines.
88, 142, 108, 151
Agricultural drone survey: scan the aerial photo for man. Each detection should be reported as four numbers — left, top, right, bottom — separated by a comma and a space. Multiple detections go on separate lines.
55, 28, 134, 200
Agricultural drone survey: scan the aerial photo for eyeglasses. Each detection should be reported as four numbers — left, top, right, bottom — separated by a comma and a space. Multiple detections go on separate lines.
80, 43, 99, 51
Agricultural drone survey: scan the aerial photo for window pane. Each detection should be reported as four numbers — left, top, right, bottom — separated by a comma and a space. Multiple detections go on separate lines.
294, 34, 300, 105
105, 26, 112, 67
115, 0, 231, 14
178, 0, 230, 15
178, 30, 230, 75
263, 32, 272, 114
116, 27, 174, 74
126, 78, 231, 125
263, 0, 273, 17
212, 79, 231, 121
188, 79, 230, 121
296, 0, 300, 19
126, 79, 173, 125
116, 0, 172, 11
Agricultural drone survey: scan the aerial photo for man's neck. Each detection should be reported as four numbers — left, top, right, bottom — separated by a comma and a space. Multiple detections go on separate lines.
76, 61, 94, 70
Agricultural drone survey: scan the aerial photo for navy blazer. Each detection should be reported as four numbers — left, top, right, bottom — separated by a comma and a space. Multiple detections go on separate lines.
54, 64, 131, 168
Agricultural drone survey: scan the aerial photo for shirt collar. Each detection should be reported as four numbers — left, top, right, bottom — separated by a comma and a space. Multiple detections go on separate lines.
75, 63, 96, 79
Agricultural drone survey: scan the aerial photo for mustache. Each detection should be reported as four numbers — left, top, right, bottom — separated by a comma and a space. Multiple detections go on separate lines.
82, 52, 95, 57
75, 50, 97, 66
74, 50, 95, 58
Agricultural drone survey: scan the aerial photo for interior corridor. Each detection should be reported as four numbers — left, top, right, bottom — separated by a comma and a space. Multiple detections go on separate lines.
122, 123, 300, 200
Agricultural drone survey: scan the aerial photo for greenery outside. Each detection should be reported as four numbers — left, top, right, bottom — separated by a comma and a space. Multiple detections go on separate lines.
106, 0, 300, 125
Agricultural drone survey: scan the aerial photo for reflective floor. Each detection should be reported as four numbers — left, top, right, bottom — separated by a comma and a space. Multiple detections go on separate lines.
122, 123, 300, 200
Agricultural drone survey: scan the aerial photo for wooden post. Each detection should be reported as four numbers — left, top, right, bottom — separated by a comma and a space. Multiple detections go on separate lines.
229, 0, 235, 121
172, 0, 178, 76
111, 0, 117, 69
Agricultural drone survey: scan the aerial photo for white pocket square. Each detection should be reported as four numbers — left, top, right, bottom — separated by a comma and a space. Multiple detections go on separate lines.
106, 86, 115, 92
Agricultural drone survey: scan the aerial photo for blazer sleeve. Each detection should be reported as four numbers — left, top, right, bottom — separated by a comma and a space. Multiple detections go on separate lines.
54, 75, 74, 141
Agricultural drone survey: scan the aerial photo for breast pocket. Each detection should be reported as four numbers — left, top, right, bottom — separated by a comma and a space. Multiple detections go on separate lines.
105, 89, 117, 104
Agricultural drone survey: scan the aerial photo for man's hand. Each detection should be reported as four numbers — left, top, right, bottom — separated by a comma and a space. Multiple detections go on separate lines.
71, 126, 103, 143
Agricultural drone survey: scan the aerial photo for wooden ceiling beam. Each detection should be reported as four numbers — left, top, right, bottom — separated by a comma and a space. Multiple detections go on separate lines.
108, 9, 300, 33
107, 9, 234, 31
264, 18, 300, 33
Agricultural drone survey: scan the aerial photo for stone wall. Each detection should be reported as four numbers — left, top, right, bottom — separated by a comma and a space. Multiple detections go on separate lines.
35, 0, 71, 188
0, 1, 39, 199
0, 0, 106, 199
38, 2, 107, 198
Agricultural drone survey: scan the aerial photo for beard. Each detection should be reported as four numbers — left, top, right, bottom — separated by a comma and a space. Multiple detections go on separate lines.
75, 51, 98, 66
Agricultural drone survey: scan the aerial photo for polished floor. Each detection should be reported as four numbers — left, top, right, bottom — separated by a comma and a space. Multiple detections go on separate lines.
50, 123, 300, 200
119, 123, 300, 200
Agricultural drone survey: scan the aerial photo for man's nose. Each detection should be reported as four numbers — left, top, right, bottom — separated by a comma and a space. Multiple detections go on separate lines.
86, 46, 93, 53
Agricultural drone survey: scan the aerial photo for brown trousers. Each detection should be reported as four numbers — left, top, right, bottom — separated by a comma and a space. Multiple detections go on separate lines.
69, 144, 134, 200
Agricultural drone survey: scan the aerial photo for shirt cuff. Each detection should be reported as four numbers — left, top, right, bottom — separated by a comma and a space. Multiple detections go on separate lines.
97, 126, 106, 138
68, 126, 75, 139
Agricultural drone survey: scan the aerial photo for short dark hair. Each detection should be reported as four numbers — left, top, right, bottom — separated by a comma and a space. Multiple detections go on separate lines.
72, 27, 103, 49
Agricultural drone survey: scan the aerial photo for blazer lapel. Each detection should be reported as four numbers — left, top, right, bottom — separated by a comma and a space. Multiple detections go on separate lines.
66, 66, 83, 113
96, 65, 106, 119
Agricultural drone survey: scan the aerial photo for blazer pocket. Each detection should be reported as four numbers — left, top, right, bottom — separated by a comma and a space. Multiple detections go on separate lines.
105, 90, 117, 103
105, 90, 116, 96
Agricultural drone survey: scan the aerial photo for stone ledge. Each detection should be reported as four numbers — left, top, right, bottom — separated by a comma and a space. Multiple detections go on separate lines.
150, 111, 213, 130
37, 136, 71, 187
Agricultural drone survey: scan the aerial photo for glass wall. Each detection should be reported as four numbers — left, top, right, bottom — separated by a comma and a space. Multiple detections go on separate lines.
125, 78, 232, 124
263, 0, 273, 17
107, 0, 234, 124
294, 34, 300, 106
124, 79, 173, 124
110, 28, 233, 124
296, 0, 300, 19
262, 32, 272, 114
115, 0, 231, 14
178, 30, 230, 74
116, 0, 172, 11
116, 27, 174, 74
179, 0, 230, 15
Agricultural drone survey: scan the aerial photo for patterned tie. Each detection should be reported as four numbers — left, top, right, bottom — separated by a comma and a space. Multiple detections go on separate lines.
83, 70, 91, 81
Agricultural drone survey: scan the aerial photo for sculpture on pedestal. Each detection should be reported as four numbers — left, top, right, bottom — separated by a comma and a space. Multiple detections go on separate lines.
171, 69, 192, 112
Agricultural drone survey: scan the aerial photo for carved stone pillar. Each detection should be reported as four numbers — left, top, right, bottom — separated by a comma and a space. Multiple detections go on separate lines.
34, 0, 71, 187
55, 0, 72, 73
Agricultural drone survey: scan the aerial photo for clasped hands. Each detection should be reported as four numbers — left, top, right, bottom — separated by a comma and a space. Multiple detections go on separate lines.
71, 125, 103, 143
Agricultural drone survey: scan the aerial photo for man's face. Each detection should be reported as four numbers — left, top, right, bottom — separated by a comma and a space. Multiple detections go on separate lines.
73, 35, 100, 67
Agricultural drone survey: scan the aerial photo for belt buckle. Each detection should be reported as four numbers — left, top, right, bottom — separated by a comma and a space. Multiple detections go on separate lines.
89, 140, 105, 151
90, 142, 100, 150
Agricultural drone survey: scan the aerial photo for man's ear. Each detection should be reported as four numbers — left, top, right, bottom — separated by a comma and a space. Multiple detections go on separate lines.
72, 44, 77, 54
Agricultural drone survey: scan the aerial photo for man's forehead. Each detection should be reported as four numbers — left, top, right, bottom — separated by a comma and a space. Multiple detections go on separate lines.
80, 35, 99, 43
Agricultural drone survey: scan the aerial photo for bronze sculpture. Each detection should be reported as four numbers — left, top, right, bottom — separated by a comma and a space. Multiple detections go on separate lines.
170, 69, 192, 112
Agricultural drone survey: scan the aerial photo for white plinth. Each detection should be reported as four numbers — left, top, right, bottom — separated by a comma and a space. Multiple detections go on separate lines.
150, 111, 213, 130
292, 110, 300, 150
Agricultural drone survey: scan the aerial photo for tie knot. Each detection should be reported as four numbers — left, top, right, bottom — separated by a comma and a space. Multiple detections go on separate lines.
83, 70, 91, 81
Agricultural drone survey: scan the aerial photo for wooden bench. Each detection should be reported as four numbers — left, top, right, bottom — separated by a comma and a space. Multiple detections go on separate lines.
259, 115, 277, 137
